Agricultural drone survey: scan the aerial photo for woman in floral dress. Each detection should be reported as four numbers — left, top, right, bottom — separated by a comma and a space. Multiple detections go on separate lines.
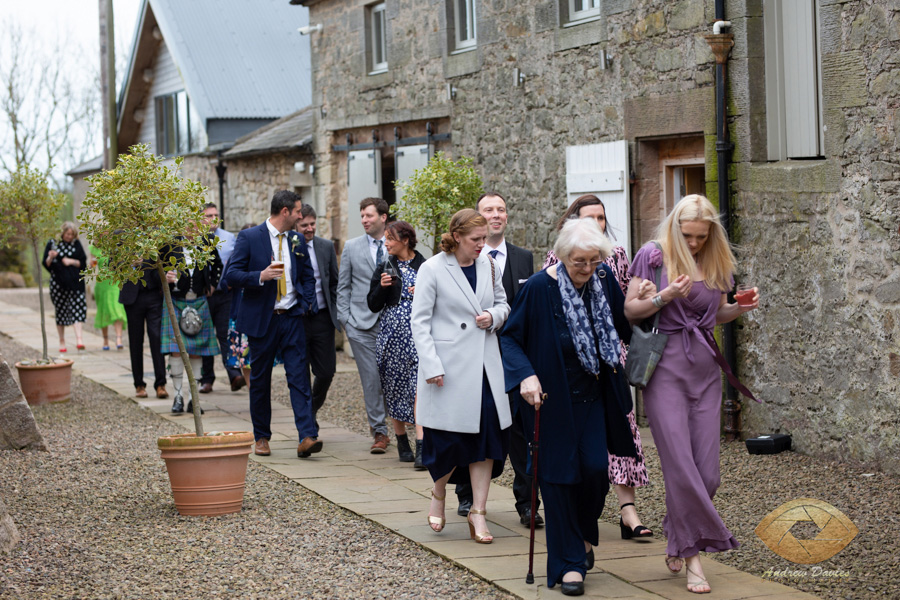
544, 194, 653, 541
367, 221, 426, 464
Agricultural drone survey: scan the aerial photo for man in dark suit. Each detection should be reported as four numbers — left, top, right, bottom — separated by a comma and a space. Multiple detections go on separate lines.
454, 192, 541, 526
225, 190, 320, 458
119, 264, 167, 399
295, 204, 340, 432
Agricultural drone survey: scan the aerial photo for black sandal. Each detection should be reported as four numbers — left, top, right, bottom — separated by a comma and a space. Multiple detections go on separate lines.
619, 502, 653, 539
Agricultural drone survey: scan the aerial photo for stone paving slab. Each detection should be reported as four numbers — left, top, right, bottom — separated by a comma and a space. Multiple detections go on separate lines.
0, 295, 818, 600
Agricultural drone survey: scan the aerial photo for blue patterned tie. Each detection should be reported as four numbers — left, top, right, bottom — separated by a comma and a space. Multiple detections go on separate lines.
489, 249, 499, 259
376, 239, 385, 266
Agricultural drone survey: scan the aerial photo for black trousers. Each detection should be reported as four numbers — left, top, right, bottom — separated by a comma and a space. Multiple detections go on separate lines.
303, 309, 336, 429
456, 399, 539, 514
124, 290, 166, 390
200, 291, 242, 385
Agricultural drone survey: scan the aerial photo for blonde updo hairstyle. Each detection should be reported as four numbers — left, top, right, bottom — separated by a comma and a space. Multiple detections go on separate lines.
440, 209, 488, 254
655, 194, 735, 292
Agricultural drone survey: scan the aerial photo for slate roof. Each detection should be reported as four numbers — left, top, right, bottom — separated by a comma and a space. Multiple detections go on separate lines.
223, 108, 314, 159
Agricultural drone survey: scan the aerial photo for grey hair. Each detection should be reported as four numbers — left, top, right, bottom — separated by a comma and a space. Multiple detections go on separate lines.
553, 217, 613, 264
61, 221, 79, 238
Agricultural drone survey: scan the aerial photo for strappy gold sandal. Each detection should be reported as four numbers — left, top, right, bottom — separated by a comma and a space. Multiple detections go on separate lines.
686, 564, 711, 594
467, 508, 493, 544
665, 555, 684, 573
427, 489, 446, 533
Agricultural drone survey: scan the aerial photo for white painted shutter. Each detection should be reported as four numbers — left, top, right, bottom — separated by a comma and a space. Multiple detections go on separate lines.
395, 144, 434, 257
346, 149, 382, 240
565, 140, 631, 257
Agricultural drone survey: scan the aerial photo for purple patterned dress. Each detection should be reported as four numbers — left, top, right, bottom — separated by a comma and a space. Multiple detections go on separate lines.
543, 245, 649, 488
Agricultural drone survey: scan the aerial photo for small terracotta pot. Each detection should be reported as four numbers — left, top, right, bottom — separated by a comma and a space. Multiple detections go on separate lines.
157, 431, 254, 516
15, 359, 74, 405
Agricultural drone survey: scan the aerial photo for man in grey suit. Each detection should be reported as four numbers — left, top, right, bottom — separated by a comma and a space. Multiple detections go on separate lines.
336, 197, 391, 453
296, 204, 340, 439
454, 192, 542, 527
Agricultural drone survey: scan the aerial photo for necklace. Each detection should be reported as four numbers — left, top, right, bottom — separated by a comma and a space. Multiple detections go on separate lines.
578, 283, 589, 300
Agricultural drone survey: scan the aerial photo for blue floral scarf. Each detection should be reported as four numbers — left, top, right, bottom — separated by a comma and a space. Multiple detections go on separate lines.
557, 262, 622, 374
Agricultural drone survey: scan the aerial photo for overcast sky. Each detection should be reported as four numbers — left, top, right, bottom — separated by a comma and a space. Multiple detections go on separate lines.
6, 0, 142, 62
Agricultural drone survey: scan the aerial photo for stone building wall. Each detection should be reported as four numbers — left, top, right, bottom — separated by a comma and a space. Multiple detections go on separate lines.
304, 0, 900, 473
732, 0, 900, 472
181, 151, 315, 234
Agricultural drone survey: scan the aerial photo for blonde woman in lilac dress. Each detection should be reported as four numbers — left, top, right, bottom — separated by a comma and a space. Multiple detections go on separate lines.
544, 194, 652, 541
625, 195, 759, 594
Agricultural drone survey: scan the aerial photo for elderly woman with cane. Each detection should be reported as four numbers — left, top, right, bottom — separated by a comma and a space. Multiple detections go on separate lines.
501, 218, 648, 596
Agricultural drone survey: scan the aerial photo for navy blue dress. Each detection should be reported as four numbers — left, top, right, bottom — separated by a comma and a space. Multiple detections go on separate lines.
422, 263, 510, 484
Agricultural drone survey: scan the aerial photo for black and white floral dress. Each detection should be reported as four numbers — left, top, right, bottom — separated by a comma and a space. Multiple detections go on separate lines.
43, 239, 87, 326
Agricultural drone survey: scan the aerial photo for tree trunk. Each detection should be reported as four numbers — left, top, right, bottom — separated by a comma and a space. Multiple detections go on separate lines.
157, 264, 203, 436
31, 241, 48, 363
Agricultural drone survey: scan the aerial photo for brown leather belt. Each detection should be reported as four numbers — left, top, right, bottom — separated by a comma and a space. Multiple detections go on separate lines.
273, 309, 288, 315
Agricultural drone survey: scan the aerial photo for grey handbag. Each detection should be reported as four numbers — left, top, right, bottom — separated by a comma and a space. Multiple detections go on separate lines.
178, 306, 203, 337
625, 243, 668, 389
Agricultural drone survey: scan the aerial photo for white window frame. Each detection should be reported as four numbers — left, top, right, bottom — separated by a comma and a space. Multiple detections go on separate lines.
453, 0, 476, 52
154, 90, 198, 157
763, 0, 824, 160
567, 0, 600, 25
369, 3, 388, 74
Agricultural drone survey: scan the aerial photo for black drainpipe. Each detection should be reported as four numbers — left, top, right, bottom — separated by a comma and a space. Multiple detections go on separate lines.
215, 152, 227, 227
706, 0, 740, 441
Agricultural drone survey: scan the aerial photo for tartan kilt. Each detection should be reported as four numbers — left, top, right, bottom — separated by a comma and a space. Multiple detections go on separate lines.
160, 296, 219, 356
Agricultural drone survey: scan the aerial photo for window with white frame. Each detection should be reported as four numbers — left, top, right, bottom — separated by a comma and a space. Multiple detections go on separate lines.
154, 91, 200, 157
567, 0, 600, 24
368, 2, 388, 74
763, 0, 824, 160
453, 0, 476, 52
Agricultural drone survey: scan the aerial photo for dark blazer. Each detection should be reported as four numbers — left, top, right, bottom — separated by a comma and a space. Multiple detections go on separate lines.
502, 242, 534, 305
166, 239, 223, 299
311, 236, 340, 331
119, 262, 163, 306
500, 265, 635, 485
225, 223, 317, 338
366, 251, 427, 313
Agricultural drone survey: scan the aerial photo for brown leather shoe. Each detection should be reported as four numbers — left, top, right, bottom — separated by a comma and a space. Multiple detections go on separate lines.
254, 438, 271, 456
135, 386, 148, 398
199, 383, 213, 394
156, 386, 168, 399
230, 375, 246, 391
298, 437, 323, 457
370, 432, 389, 454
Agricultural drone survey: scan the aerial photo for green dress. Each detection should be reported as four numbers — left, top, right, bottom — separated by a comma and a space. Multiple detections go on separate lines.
89, 246, 127, 329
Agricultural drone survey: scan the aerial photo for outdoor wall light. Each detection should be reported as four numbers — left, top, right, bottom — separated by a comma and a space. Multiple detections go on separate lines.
513, 67, 527, 87
446, 83, 457, 101
599, 48, 613, 70
298, 23, 323, 35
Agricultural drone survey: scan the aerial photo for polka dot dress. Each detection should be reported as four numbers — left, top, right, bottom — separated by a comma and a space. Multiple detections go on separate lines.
48, 240, 87, 326
375, 259, 418, 424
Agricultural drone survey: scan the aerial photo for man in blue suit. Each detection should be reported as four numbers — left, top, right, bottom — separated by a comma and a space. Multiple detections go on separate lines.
225, 190, 320, 458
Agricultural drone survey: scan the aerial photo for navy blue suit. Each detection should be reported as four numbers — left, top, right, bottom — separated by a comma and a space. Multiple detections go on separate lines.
226, 223, 318, 442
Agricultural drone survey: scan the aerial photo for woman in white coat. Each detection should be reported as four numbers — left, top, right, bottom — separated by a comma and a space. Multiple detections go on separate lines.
411, 209, 511, 544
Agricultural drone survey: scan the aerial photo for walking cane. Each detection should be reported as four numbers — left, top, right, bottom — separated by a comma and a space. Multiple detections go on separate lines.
526, 392, 547, 585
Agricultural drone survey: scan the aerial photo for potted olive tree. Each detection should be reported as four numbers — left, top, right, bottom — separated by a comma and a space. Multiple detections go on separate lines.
0, 164, 74, 404
81, 144, 253, 516
393, 152, 483, 254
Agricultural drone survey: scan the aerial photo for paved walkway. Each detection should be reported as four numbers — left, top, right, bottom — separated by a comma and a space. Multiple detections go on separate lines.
0, 292, 818, 600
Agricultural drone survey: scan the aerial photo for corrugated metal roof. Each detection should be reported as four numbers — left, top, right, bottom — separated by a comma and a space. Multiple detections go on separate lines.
223, 108, 314, 159
149, 0, 311, 121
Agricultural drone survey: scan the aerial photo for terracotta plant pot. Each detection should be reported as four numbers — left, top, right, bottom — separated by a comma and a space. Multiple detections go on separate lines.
15, 359, 74, 405
157, 431, 254, 516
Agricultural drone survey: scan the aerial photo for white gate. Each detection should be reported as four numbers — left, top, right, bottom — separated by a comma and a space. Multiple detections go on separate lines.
394, 144, 434, 257
346, 150, 382, 240
565, 140, 631, 257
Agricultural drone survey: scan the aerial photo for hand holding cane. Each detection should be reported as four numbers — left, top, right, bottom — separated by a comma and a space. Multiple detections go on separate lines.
526, 392, 547, 585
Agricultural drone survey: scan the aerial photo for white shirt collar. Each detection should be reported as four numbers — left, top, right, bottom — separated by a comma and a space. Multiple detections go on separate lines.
265, 218, 283, 238
485, 238, 507, 256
